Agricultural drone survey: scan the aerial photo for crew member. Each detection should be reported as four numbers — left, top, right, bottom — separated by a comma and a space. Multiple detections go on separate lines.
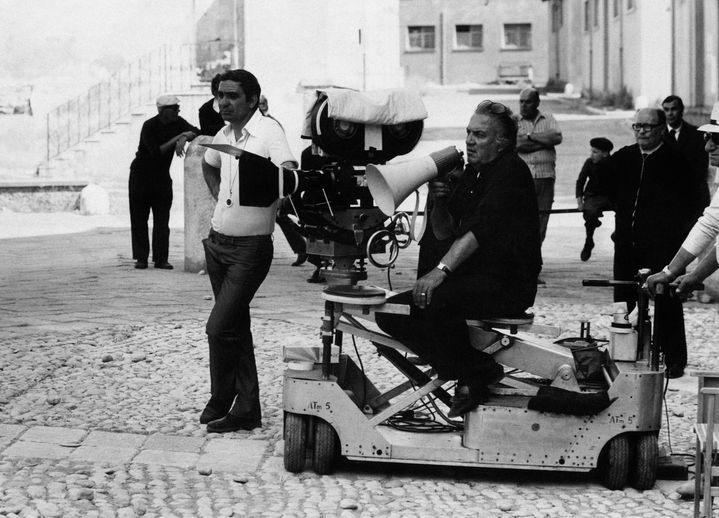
129, 94, 199, 270
647, 102, 719, 306
606, 108, 703, 379
376, 100, 542, 417
200, 69, 297, 432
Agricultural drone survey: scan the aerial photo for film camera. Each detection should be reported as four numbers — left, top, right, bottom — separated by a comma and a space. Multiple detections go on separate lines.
206, 87, 463, 284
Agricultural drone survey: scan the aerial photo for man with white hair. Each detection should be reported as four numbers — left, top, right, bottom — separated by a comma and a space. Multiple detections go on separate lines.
129, 94, 199, 270
605, 107, 704, 379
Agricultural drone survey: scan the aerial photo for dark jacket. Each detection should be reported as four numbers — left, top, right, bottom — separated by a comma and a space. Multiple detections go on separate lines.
420, 151, 542, 310
664, 122, 710, 216
198, 98, 225, 136
575, 157, 611, 198
130, 115, 199, 180
606, 142, 700, 272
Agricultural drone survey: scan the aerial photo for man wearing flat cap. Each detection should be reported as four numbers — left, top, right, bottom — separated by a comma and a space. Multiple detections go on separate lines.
129, 94, 199, 270
575, 137, 614, 261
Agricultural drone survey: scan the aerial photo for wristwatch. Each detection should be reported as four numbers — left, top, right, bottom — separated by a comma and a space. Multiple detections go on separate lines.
662, 266, 676, 280
436, 262, 452, 275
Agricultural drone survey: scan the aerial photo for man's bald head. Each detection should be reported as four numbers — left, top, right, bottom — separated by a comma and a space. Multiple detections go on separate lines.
519, 87, 540, 119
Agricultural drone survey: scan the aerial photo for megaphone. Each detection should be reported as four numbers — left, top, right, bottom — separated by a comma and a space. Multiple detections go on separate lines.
366, 146, 463, 216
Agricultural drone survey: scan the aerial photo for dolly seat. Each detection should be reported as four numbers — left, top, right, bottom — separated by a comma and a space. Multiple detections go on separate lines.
467, 313, 534, 334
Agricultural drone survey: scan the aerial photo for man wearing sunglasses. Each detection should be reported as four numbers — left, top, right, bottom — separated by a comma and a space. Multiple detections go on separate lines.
646, 102, 719, 324
604, 108, 706, 379
376, 100, 541, 418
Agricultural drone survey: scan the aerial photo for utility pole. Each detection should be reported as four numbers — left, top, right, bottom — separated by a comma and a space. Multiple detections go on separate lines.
233, 0, 241, 68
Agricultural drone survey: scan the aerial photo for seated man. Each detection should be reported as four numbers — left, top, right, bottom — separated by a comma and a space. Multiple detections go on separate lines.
375, 100, 542, 417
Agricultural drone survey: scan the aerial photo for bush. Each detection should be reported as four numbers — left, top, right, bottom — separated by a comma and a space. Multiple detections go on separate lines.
587, 86, 633, 109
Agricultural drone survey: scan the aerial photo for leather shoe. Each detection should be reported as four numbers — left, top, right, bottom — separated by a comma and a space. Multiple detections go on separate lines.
154, 262, 174, 270
580, 237, 594, 262
291, 253, 308, 267
200, 406, 226, 425
307, 270, 326, 283
448, 364, 504, 417
134, 260, 148, 269
207, 414, 261, 433
665, 365, 685, 379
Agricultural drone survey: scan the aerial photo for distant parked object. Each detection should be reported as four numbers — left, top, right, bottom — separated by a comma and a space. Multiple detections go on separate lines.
0, 84, 33, 115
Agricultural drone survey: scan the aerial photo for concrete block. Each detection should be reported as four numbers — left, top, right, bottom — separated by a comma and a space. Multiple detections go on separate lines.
69, 445, 138, 464
3, 441, 72, 460
20, 426, 87, 444
83, 430, 147, 449
79, 184, 110, 215
143, 434, 204, 453
133, 449, 199, 469
184, 136, 217, 272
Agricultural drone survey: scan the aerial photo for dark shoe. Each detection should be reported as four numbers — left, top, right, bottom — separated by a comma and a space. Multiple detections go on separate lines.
207, 414, 261, 433
580, 237, 594, 262
448, 364, 504, 417
307, 270, 326, 283
665, 365, 685, 379
199, 406, 226, 425
291, 253, 308, 267
154, 262, 174, 270
134, 260, 148, 270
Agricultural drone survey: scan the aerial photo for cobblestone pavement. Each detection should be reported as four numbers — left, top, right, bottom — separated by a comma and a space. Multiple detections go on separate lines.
0, 210, 713, 518
0, 102, 712, 517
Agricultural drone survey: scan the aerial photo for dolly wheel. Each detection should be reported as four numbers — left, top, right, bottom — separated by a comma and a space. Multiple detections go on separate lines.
284, 412, 308, 473
599, 434, 630, 490
630, 432, 658, 490
312, 418, 339, 475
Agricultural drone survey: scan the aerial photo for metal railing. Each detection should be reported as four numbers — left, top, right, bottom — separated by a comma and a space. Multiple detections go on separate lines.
44, 44, 199, 162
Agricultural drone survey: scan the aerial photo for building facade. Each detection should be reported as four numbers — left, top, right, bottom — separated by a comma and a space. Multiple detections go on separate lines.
399, 0, 551, 86
549, 0, 718, 110
195, 0, 403, 92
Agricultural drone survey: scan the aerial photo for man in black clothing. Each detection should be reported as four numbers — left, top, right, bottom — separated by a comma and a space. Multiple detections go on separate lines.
376, 100, 542, 417
605, 108, 704, 379
129, 94, 199, 269
575, 137, 614, 261
198, 74, 225, 136
662, 94, 710, 217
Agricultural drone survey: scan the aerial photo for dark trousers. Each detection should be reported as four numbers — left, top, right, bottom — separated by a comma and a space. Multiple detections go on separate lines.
129, 175, 172, 264
534, 177, 555, 244
375, 275, 529, 383
613, 245, 687, 369
582, 194, 613, 233
276, 198, 306, 255
203, 231, 273, 419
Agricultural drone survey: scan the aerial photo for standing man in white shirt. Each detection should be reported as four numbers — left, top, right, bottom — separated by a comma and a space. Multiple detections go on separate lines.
200, 69, 298, 433
516, 87, 563, 283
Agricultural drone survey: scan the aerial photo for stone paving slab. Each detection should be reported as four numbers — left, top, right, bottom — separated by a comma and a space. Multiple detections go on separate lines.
68, 445, 138, 464
143, 433, 204, 452
133, 449, 200, 469
0, 423, 24, 438
83, 430, 147, 448
3, 441, 73, 460
19, 426, 87, 444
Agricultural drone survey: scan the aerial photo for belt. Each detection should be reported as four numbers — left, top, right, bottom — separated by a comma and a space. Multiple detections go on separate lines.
209, 229, 270, 246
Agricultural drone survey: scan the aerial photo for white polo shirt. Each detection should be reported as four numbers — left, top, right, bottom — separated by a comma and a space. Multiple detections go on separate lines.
204, 110, 296, 236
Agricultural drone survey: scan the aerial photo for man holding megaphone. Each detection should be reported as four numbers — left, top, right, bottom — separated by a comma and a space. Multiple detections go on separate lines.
375, 100, 542, 418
